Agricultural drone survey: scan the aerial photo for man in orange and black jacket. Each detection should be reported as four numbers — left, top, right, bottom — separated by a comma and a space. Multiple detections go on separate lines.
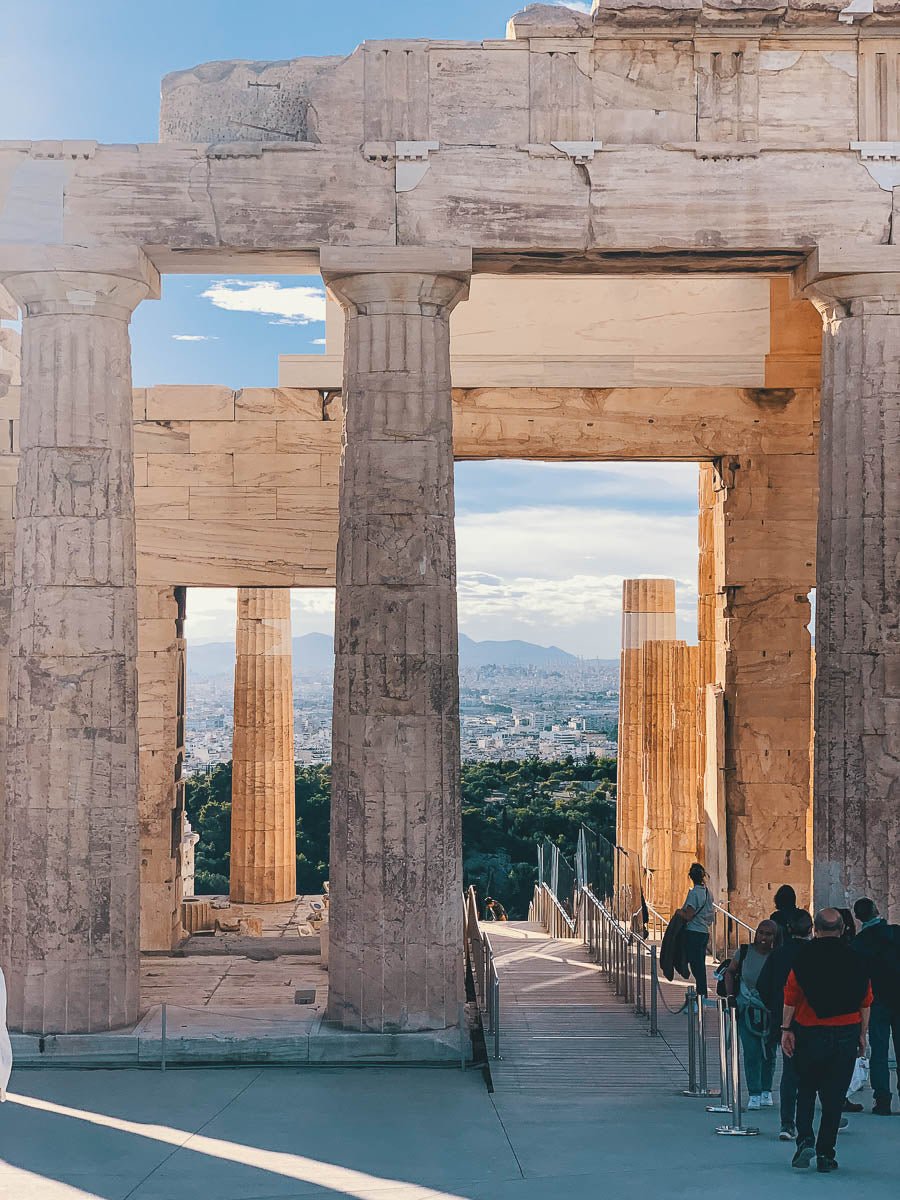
781, 908, 872, 1174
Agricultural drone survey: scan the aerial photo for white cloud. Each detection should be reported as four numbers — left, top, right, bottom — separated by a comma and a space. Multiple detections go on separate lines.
185, 588, 335, 645
553, 1, 593, 12
456, 504, 697, 656
311, 337, 327, 345
172, 334, 218, 342
201, 279, 327, 326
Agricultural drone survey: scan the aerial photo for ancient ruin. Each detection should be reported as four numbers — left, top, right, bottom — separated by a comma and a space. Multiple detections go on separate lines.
0, 1, 898, 1043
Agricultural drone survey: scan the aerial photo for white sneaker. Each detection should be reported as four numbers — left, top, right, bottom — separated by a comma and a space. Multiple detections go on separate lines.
761, 1091, 774, 1107
747, 1095, 762, 1111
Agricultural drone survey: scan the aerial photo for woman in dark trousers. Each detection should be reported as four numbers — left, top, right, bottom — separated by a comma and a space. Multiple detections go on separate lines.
676, 863, 716, 999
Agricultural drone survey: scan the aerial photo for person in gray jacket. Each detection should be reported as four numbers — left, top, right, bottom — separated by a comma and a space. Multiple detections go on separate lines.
675, 863, 715, 999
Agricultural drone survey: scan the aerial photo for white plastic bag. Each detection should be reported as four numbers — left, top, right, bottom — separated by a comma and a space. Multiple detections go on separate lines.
0, 967, 12, 1101
848, 1055, 869, 1095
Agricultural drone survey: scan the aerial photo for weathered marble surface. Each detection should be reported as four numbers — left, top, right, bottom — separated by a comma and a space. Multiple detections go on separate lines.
809, 270, 900, 919
323, 249, 469, 1033
137, 584, 187, 951
0, 253, 157, 1033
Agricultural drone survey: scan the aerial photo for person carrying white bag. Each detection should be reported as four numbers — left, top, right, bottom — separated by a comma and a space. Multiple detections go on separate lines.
0, 966, 12, 1101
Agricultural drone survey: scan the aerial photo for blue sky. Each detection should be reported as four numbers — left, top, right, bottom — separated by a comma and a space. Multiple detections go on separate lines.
2, 1, 698, 658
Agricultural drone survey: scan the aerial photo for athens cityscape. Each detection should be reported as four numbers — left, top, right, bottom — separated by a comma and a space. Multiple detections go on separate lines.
0, 1, 899, 1197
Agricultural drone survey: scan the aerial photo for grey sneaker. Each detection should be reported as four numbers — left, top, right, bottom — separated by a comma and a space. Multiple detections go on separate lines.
792, 1140, 815, 1169
780, 1124, 797, 1141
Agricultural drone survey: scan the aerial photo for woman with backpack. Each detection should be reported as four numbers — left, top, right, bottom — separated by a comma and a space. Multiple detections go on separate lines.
724, 918, 779, 1110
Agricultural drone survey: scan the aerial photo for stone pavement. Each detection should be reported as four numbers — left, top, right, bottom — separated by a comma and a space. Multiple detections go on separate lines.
1, 1064, 898, 1200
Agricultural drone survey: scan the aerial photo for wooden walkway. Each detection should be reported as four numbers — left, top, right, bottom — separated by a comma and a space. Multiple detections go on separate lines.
487, 920, 703, 1094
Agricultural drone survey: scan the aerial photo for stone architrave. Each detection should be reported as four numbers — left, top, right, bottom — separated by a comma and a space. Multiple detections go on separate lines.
230, 587, 297, 904
617, 579, 676, 910
806, 270, 900, 919
321, 246, 471, 1033
0, 251, 158, 1033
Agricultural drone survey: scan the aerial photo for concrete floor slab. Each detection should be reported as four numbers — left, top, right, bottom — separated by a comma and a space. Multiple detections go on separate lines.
1, 1067, 897, 1200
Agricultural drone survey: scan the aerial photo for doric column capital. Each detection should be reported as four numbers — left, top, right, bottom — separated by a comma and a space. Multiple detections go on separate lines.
803, 273, 900, 320
797, 242, 900, 320
0, 245, 159, 319
319, 246, 471, 316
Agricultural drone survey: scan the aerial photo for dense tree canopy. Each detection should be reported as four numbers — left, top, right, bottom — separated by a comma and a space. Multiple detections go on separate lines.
184, 756, 616, 918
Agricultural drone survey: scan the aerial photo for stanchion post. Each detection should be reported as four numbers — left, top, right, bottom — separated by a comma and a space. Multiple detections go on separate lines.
716, 1000, 759, 1136
493, 976, 501, 1060
459, 1002, 467, 1070
683, 987, 697, 1094
697, 994, 709, 1092
649, 945, 658, 1036
707, 997, 733, 1113
160, 1002, 167, 1073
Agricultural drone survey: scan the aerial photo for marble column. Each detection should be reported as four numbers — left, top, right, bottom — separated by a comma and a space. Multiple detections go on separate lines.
641, 639, 677, 914
806, 271, 900, 918
0, 252, 157, 1033
671, 642, 701, 911
321, 246, 471, 1033
230, 587, 296, 904
617, 579, 676, 910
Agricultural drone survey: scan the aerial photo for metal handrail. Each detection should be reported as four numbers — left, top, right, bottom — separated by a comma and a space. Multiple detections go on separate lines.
712, 902, 756, 962
464, 886, 501, 1059
528, 882, 578, 938
578, 885, 658, 1035
639, 895, 756, 962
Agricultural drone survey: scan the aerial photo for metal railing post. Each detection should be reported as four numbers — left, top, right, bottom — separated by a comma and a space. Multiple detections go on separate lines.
160, 1001, 167, 1072
716, 1001, 759, 1136
493, 974, 500, 1060
459, 1002, 467, 1070
649, 945, 658, 1036
682, 987, 698, 1095
707, 997, 733, 1114
683, 988, 719, 1098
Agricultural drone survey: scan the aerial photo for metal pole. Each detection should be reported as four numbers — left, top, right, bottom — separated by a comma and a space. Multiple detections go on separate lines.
683, 989, 720, 1097
707, 997, 733, 1113
697, 994, 709, 1092
459, 1002, 467, 1071
649, 945, 659, 1036
716, 1001, 759, 1135
160, 1002, 167, 1073
682, 987, 697, 1095
493, 976, 500, 1060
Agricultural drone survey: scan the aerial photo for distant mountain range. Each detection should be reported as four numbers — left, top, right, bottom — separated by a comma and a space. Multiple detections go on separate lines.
186, 631, 587, 679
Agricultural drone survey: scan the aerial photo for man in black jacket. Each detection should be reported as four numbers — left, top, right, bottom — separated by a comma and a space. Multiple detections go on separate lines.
852, 897, 900, 1115
759, 908, 812, 1140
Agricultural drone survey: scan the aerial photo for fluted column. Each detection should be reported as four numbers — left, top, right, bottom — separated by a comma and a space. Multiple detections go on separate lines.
0, 251, 157, 1032
671, 643, 701, 912
321, 246, 471, 1033
230, 587, 296, 904
641, 640, 678, 914
806, 270, 900, 918
617, 578, 676, 909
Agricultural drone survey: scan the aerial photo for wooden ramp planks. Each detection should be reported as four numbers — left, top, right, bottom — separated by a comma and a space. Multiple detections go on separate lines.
487, 921, 689, 1094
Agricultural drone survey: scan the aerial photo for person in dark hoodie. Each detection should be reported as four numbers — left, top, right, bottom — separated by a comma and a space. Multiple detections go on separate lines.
770, 884, 801, 936
852, 897, 900, 1115
758, 908, 813, 1140
782, 908, 872, 1174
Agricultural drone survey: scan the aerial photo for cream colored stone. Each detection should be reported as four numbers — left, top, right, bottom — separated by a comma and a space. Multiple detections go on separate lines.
147, 452, 234, 488
0, 261, 153, 1033
230, 588, 296, 905
146, 385, 235, 422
